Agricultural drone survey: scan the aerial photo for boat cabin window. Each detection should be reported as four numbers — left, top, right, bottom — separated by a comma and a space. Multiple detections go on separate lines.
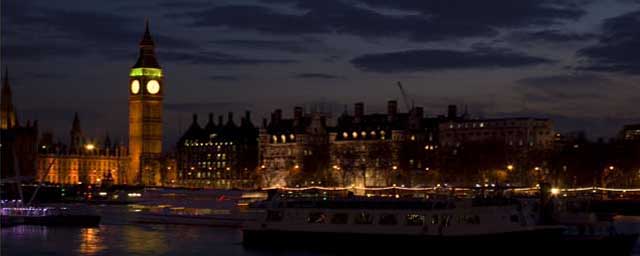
466, 215, 480, 224
354, 212, 373, 224
405, 214, 425, 226
331, 213, 349, 224
443, 215, 451, 227
378, 214, 397, 225
433, 202, 446, 209
307, 212, 326, 224
266, 210, 283, 222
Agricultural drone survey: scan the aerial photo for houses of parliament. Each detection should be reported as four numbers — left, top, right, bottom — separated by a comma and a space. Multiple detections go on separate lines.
1, 22, 168, 186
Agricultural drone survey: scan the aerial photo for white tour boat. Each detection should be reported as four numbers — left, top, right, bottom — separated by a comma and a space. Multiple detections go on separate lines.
243, 195, 639, 255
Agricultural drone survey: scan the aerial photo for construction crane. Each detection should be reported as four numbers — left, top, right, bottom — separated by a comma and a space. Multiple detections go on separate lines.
396, 81, 413, 111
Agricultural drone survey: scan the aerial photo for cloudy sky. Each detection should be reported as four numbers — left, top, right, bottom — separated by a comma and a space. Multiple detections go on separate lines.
3, 0, 640, 147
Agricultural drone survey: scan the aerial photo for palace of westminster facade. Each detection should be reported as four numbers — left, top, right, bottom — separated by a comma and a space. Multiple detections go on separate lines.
2, 22, 564, 189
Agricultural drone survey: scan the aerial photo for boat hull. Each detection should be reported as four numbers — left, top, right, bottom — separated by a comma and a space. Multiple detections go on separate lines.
243, 228, 638, 255
22, 215, 101, 227
135, 213, 250, 227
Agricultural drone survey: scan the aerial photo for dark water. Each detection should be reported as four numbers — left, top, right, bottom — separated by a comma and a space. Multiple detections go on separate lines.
2, 205, 639, 256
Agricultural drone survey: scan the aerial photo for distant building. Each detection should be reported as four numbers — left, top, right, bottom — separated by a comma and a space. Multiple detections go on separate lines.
619, 124, 640, 141
438, 114, 554, 149
329, 101, 440, 187
258, 107, 329, 187
0, 68, 39, 180
257, 101, 444, 187
176, 112, 258, 188
36, 113, 129, 185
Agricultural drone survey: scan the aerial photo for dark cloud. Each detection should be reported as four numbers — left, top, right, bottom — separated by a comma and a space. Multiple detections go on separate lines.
179, 3, 497, 42
293, 73, 345, 79
158, 1, 213, 9
322, 55, 342, 63
516, 74, 611, 100
357, 0, 586, 26
210, 38, 323, 53
577, 10, 640, 74
351, 47, 554, 73
2, 1, 194, 61
1, 43, 89, 61
24, 72, 70, 80
508, 29, 597, 43
208, 75, 240, 81
159, 50, 297, 65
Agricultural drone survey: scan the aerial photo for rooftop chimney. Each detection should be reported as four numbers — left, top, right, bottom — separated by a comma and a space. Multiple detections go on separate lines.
447, 105, 457, 120
354, 102, 364, 121
274, 109, 282, 122
414, 107, 424, 118
227, 112, 234, 125
294, 106, 303, 120
387, 100, 397, 122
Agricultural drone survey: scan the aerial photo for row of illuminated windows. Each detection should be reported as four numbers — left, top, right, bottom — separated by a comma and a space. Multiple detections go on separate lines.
271, 134, 296, 143
184, 140, 234, 147
340, 130, 386, 140
197, 161, 227, 168
447, 121, 549, 129
266, 211, 482, 227
444, 130, 551, 138
178, 170, 243, 179
39, 159, 119, 170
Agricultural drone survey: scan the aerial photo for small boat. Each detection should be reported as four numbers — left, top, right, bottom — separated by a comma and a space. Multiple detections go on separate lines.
0, 205, 100, 227
130, 188, 265, 227
134, 207, 252, 227
243, 195, 638, 255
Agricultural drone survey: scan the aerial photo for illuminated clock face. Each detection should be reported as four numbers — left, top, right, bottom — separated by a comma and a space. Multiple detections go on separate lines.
130, 80, 140, 94
146, 80, 160, 94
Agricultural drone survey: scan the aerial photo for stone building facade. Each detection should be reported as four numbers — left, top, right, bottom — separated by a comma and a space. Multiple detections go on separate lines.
176, 112, 258, 188
0, 68, 39, 180
258, 107, 329, 187
36, 113, 129, 185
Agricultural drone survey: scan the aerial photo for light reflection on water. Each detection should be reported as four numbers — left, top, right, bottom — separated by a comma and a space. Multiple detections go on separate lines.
78, 228, 105, 255
2, 211, 639, 256
2, 224, 252, 256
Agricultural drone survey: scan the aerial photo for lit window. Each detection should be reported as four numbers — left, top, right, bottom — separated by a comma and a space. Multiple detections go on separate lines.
281, 134, 286, 142
352, 132, 358, 138
342, 132, 348, 138
361, 131, 366, 137
479, 123, 484, 128
370, 131, 376, 136
290, 134, 295, 140
410, 135, 415, 141
272, 135, 277, 143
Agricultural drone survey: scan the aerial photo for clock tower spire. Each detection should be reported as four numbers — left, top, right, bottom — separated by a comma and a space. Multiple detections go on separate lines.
128, 20, 164, 185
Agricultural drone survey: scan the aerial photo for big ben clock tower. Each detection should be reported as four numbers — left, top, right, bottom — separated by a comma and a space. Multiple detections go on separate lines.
128, 20, 163, 185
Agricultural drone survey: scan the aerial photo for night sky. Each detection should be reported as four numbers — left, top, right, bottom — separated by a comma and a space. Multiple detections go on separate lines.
3, 0, 640, 148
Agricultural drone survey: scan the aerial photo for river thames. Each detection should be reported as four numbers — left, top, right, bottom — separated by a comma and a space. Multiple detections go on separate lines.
2, 206, 640, 256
